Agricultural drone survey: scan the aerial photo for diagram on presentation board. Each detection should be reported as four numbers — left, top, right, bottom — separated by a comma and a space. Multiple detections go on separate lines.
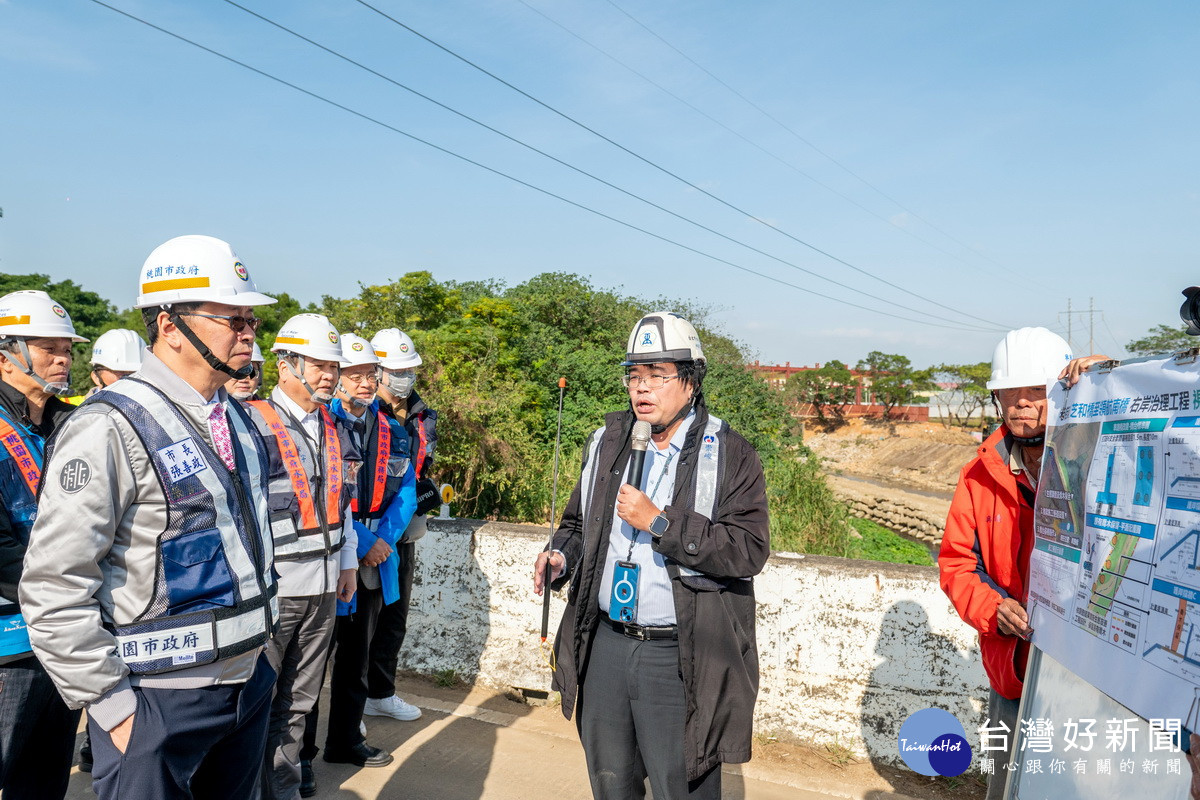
1029, 355, 1200, 723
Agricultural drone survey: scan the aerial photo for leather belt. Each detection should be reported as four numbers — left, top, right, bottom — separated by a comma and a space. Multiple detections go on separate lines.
608, 619, 678, 641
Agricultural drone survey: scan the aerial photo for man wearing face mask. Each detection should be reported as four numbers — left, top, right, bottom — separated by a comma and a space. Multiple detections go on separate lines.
0, 290, 87, 799
244, 314, 364, 798
362, 328, 437, 722
297, 333, 417, 795
939, 326, 1073, 800
225, 342, 265, 404
20, 236, 280, 799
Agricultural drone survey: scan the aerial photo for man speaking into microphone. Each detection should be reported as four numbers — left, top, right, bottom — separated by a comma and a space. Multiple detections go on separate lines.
533, 311, 769, 799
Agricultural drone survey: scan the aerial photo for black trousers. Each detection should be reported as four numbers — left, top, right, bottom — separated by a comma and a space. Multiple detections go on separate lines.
88, 654, 274, 800
0, 655, 81, 800
327, 580, 383, 751
366, 541, 415, 699
579, 623, 721, 800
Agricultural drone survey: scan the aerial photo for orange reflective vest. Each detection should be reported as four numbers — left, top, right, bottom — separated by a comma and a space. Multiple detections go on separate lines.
247, 400, 346, 560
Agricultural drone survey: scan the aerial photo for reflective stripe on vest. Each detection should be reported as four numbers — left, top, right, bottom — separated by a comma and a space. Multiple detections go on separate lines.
414, 410, 429, 479
576, 427, 605, 530
678, 414, 724, 579
351, 411, 391, 515
85, 380, 277, 675
247, 400, 346, 561
247, 401, 343, 531
0, 410, 43, 658
0, 414, 41, 500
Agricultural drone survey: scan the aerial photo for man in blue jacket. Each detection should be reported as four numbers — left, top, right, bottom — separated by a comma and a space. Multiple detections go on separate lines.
299, 333, 416, 797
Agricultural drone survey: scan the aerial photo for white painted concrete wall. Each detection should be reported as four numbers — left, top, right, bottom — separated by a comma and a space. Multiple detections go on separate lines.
400, 519, 990, 763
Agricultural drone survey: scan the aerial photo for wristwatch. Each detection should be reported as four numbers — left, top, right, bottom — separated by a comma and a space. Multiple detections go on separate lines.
648, 513, 670, 539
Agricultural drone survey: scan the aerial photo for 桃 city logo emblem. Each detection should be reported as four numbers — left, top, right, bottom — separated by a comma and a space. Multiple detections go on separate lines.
233, 262, 249, 281
51, 305, 67, 318
351, 342, 364, 351
327, 332, 338, 344
399, 343, 410, 352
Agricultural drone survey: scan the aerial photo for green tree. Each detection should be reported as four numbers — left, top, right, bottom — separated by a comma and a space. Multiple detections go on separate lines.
855, 351, 934, 429
787, 360, 855, 430
934, 361, 993, 428
1127, 324, 1193, 357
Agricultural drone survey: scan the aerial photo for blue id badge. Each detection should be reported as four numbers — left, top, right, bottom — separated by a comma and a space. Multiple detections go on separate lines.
608, 561, 640, 623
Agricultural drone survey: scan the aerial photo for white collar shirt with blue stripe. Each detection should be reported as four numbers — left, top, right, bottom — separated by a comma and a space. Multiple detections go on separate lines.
598, 412, 694, 626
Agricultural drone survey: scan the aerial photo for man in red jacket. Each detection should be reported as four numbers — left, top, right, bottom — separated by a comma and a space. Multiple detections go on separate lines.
939, 327, 1072, 800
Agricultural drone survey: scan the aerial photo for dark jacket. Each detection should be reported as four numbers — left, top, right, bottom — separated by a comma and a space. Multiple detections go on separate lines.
0, 380, 74, 610
550, 403, 770, 781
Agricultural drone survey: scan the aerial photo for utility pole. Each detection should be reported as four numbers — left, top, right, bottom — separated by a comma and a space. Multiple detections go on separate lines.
1059, 298, 1102, 354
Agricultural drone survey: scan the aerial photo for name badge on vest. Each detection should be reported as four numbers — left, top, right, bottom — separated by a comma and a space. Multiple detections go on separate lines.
156, 438, 208, 484
115, 622, 215, 668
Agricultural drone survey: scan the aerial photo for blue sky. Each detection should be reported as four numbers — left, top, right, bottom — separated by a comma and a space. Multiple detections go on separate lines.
2, 0, 1197, 368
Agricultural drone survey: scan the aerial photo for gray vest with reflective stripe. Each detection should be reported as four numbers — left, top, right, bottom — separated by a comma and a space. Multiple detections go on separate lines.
75, 379, 278, 675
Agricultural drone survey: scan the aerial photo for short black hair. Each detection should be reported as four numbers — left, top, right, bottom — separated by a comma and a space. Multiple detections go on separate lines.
674, 359, 706, 394
141, 302, 201, 346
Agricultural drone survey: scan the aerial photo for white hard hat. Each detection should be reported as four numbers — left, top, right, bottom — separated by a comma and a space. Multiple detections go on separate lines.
339, 333, 382, 368
134, 235, 277, 309
0, 290, 88, 343
272, 314, 342, 362
90, 328, 146, 371
371, 329, 422, 369
987, 327, 1073, 390
251, 342, 265, 364
621, 311, 704, 366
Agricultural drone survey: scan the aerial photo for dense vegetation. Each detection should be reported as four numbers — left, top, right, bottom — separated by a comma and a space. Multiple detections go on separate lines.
4, 269, 926, 561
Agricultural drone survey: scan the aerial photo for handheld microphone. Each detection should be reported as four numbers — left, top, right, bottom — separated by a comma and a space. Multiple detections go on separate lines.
627, 421, 652, 488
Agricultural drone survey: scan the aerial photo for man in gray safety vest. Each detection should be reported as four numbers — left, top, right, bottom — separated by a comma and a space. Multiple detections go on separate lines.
244, 313, 366, 799
20, 235, 280, 800
534, 311, 770, 799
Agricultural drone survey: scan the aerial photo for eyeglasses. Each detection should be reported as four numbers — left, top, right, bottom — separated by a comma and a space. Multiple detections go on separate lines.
622, 374, 680, 389
342, 369, 381, 385
176, 312, 262, 333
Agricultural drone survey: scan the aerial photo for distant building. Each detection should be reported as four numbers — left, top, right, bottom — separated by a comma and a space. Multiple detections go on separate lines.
750, 361, 929, 422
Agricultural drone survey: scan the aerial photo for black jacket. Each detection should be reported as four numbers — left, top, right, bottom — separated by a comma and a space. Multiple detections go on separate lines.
550, 403, 770, 780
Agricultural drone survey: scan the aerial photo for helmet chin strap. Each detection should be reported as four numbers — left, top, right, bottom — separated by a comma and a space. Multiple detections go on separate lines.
0, 340, 70, 396
282, 355, 331, 404
337, 380, 372, 409
991, 392, 1045, 447
169, 311, 253, 380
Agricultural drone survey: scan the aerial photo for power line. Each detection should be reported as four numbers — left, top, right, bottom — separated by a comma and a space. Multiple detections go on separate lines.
86, 0, 999, 333
513, 0, 987, 275
601, 0, 1022, 278
350, 0, 1013, 328
216, 0, 1006, 330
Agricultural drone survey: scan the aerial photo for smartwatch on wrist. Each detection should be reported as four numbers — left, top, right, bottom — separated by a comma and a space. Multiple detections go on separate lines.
648, 513, 670, 539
